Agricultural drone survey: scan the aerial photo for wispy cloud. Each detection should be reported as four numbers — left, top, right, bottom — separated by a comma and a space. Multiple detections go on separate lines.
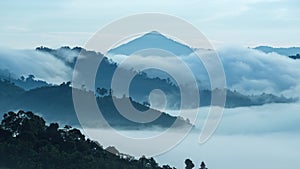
3, 26, 30, 33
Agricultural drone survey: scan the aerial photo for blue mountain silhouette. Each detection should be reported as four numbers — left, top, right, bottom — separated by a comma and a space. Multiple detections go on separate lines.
108, 31, 194, 56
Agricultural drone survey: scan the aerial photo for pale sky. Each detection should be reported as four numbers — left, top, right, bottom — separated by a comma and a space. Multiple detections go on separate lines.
0, 0, 299, 49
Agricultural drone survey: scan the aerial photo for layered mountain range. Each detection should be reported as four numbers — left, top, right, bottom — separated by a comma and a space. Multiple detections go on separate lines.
0, 31, 298, 128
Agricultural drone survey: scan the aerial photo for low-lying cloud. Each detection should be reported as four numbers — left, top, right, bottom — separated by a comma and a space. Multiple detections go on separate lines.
0, 48, 72, 84
219, 46, 300, 97
108, 46, 300, 97
1, 46, 300, 97
83, 103, 300, 169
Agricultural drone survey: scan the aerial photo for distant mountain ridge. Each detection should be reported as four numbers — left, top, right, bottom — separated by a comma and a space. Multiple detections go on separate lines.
0, 69, 51, 90
255, 46, 300, 57
0, 80, 190, 129
107, 31, 194, 56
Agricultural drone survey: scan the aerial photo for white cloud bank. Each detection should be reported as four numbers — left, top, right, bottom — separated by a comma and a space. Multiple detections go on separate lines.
84, 103, 300, 169
157, 103, 300, 169
108, 46, 300, 97
219, 46, 300, 97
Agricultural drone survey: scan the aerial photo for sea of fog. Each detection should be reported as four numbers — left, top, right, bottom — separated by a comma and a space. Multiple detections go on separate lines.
82, 103, 300, 169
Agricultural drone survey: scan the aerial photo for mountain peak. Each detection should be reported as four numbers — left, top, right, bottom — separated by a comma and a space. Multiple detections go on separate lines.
148, 30, 161, 34
138, 30, 169, 40
108, 31, 194, 56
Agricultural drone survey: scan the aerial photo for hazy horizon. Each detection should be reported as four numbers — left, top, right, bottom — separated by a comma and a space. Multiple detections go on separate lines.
1, 0, 300, 49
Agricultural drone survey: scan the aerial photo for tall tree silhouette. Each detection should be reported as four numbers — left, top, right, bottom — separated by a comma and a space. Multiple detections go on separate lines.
185, 159, 195, 169
199, 161, 208, 169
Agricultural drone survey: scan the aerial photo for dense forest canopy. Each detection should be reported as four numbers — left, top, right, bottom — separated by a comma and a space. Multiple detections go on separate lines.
0, 110, 169, 168
0, 110, 206, 169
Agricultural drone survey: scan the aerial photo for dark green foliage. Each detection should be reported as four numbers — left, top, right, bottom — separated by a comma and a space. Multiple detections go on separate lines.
0, 111, 175, 169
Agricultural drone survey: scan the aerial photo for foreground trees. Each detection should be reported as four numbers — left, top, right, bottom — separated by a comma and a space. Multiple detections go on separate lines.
184, 159, 208, 169
0, 110, 207, 169
0, 111, 156, 169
